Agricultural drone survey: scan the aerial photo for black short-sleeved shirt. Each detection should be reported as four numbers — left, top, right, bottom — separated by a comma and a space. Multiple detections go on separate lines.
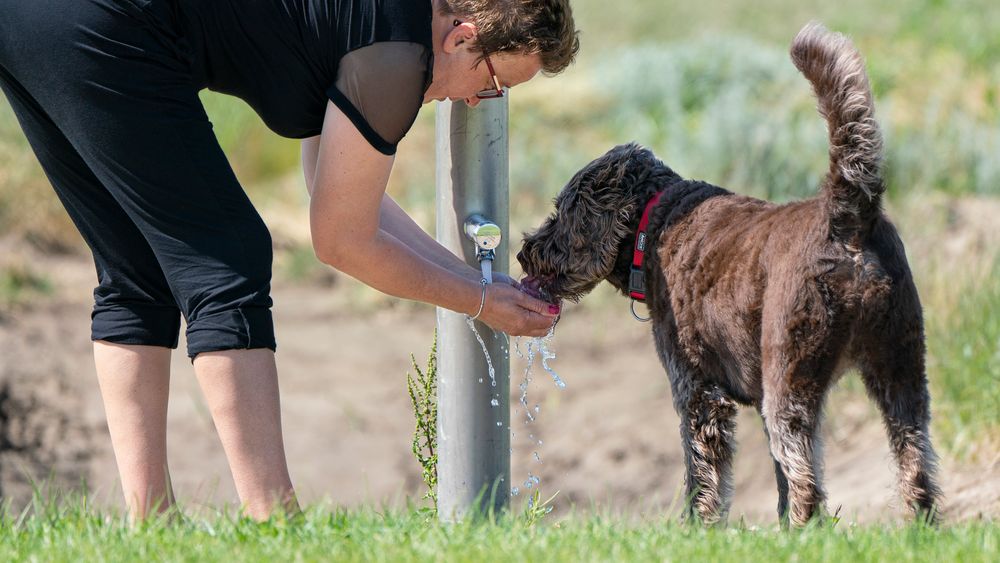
175, 0, 433, 154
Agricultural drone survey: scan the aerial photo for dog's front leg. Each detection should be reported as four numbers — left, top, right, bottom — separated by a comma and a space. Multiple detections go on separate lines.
677, 382, 738, 525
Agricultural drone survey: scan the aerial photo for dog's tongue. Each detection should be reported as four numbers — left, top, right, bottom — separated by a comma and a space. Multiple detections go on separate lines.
519, 276, 557, 305
519, 276, 544, 298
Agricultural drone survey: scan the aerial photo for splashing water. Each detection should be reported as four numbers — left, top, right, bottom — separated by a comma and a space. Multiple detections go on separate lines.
516, 337, 537, 423
516, 328, 565, 389
465, 316, 498, 388
466, 316, 504, 419
465, 312, 566, 500
537, 326, 566, 388
514, 325, 566, 395
507, 324, 567, 497
523, 473, 541, 489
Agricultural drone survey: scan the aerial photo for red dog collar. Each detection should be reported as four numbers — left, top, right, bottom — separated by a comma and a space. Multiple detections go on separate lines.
629, 191, 666, 302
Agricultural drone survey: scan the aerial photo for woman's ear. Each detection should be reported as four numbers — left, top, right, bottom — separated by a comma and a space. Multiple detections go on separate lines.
442, 20, 478, 54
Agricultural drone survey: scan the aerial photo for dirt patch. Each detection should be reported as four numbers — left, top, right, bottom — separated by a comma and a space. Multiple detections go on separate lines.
0, 301, 102, 505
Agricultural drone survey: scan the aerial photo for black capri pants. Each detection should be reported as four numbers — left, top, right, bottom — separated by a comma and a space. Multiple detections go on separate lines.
0, 0, 275, 357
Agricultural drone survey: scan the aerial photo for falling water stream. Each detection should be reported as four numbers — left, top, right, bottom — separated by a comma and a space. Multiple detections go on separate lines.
510, 326, 563, 498
465, 316, 565, 500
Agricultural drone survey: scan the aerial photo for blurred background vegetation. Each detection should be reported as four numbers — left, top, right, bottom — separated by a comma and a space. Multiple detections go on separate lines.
0, 0, 997, 455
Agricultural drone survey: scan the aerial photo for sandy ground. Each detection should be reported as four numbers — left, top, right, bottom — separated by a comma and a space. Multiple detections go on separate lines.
1, 246, 997, 525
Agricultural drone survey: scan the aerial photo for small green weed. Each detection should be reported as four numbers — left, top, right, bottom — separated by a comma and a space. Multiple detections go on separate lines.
407, 334, 439, 508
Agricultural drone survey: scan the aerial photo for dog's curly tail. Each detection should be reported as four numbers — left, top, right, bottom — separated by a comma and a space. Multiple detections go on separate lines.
791, 22, 884, 240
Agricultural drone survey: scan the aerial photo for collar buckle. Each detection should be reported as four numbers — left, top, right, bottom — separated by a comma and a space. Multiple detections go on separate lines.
628, 266, 646, 301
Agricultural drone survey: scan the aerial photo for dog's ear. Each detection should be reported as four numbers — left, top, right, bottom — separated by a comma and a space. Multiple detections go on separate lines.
558, 148, 630, 247
561, 145, 648, 280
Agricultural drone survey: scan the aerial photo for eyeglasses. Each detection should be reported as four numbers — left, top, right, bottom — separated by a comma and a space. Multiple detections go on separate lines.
476, 53, 504, 99
453, 19, 504, 100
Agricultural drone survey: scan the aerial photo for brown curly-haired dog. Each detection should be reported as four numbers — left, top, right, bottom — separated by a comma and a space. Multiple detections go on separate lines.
518, 23, 941, 525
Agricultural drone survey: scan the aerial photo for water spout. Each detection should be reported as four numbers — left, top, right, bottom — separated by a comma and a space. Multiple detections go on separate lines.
464, 214, 501, 284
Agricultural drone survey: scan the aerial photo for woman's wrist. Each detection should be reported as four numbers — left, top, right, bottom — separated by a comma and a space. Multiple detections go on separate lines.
446, 273, 487, 318
469, 278, 488, 320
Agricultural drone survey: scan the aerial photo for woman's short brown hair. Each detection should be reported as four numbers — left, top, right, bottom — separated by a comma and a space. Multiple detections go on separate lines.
439, 0, 580, 75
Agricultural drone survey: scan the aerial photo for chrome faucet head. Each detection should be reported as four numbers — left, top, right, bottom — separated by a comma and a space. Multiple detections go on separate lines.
464, 214, 502, 252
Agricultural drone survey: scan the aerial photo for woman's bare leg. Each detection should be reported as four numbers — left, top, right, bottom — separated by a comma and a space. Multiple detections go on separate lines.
94, 341, 174, 520
193, 349, 298, 520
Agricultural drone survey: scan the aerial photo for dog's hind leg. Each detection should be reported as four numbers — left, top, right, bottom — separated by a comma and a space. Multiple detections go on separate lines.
857, 299, 941, 522
760, 416, 791, 521
677, 382, 739, 525
761, 386, 827, 526
759, 276, 847, 526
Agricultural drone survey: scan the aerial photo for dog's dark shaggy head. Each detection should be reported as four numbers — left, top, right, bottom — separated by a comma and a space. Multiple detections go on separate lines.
517, 143, 679, 302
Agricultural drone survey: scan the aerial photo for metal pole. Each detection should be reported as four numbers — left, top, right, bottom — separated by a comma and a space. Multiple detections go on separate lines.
435, 97, 510, 521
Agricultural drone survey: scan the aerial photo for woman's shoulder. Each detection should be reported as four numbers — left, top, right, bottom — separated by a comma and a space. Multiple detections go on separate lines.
327, 41, 432, 155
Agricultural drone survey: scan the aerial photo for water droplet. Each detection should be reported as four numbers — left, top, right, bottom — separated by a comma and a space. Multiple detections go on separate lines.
490, 398, 499, 407
496, 421, 502, 427
511, 487, 520, 496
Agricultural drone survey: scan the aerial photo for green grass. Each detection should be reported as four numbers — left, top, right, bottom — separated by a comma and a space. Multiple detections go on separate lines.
569, 0, 1000, 69
924, 257, 1000, 457
0, 502, 996, 563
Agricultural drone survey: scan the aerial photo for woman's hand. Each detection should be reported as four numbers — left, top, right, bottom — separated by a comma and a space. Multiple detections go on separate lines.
475, 283, 559, 337
490, 271, 521, 289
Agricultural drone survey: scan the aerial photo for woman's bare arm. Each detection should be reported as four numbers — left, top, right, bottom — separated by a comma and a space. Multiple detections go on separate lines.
307, 101, 554, 336
303, 133, 515, 286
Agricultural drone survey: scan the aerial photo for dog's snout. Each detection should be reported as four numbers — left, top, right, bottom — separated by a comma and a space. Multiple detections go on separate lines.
516, 241, 537, 273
